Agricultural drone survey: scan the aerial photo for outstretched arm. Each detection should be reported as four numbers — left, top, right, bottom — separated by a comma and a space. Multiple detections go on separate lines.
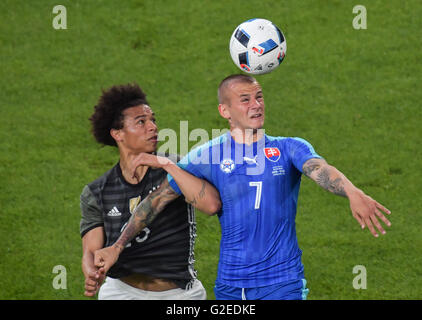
302, 158, 391, 237
94, 179, 179, 273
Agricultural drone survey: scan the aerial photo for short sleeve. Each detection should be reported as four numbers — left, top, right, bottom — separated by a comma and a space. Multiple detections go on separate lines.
288, 137, 323, 173
80, 185, 104, 238
167, 145, 212, 195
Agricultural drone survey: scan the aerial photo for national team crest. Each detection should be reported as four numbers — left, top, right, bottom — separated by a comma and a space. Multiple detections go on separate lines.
129, 196, 141, 214
264, 147, 281, 162
220, 159, 235, 173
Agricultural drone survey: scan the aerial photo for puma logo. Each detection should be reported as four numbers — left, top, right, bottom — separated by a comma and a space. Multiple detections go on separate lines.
243, 155, 258, 165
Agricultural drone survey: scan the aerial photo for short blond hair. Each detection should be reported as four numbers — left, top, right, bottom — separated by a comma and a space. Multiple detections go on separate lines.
218, 74, 258, 104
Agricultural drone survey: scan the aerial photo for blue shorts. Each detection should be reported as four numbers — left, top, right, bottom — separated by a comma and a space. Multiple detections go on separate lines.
214, 278, 309, 300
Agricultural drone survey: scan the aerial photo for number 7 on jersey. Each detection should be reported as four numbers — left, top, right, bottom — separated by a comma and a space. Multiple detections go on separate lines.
249, 181, 262, 210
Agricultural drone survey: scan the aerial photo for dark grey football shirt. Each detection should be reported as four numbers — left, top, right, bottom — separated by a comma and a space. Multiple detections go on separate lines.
80, 160, 197, 288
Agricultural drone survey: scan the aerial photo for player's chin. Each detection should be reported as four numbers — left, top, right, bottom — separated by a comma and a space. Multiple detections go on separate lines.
144, 140, 158, 153
249, 118, 265, 130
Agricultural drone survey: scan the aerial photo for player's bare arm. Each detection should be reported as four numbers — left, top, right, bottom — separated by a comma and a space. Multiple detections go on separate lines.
82, 227, 106, 296
302, 158, 392, 237
131, 152, 221, 215
94, 179, 178, 273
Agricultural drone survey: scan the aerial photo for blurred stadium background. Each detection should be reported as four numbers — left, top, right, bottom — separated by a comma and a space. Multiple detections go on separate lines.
0, 0, 421, 299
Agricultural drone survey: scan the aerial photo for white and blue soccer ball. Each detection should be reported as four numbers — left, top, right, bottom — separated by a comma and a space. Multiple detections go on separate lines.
229, 18, 287, 75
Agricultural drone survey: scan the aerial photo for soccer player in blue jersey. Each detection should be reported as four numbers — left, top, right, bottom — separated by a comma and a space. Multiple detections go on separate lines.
94, 74, 392, 300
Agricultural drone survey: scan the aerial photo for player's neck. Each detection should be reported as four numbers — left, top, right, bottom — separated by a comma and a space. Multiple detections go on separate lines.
119, 150, 149, 184
230, 128, 265, 145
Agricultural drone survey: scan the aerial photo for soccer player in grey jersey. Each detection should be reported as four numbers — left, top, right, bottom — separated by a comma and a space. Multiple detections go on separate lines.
81, 83, 221, 299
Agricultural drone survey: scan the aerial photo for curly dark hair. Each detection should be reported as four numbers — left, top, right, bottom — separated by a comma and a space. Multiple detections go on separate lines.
89, 83, 149, 146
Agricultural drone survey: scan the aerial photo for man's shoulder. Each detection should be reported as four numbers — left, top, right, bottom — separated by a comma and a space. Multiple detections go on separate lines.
265, 134, 294, 148
194, 132, 229, 151
265, 135, 310, 146
85, 164, 120, 193
185, 132, 230, 159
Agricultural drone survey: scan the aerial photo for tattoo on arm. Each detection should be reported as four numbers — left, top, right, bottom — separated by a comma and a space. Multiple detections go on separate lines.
114, 179, 178, 249
303, 159, 323, 178
186, 181, 206, 207
303, 159, 347, 198
316, 168, 347, 197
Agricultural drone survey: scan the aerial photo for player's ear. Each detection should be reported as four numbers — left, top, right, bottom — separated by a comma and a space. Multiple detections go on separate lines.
218, 103, 231, 120
110, 128, 123, 143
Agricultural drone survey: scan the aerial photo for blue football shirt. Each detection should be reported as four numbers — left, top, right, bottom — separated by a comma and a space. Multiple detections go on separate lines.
168, 132, 322, 288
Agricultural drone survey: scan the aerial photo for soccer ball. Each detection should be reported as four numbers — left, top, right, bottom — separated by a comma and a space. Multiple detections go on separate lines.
229, 18, 287, 75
